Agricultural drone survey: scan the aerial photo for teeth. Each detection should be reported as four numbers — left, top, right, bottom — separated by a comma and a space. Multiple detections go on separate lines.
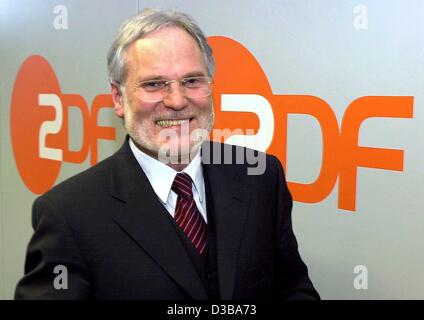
156, 119, 190, 127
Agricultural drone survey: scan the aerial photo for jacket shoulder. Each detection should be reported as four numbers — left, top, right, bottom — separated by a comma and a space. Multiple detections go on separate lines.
39, 153, 115, 204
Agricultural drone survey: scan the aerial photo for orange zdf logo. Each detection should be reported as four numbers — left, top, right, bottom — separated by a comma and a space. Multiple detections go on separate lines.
10, 36, 414, 211
10, 55, 115, 195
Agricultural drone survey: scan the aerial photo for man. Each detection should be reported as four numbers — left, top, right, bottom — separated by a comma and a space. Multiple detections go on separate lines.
15, 8, 319, 300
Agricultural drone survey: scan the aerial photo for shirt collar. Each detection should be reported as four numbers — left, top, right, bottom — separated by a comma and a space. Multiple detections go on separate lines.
129, 138, 204, 204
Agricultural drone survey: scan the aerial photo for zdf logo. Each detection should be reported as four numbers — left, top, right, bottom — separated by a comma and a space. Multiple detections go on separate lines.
208, 36, 413, 211
10, 37, 414, 211
10, 55, 115, 194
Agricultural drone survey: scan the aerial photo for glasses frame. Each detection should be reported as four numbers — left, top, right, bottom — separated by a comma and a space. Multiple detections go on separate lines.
113, 76, 213, 103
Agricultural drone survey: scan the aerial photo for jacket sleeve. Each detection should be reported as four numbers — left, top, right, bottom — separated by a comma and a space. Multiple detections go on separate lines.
14, 196, 91, 299
272, 155, 320, 300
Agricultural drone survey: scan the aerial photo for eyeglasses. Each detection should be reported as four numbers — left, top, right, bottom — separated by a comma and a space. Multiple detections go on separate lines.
131, 76, 213, 102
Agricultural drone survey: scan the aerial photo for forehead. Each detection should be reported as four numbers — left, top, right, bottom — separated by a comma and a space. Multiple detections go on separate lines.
125, 26, 207, 79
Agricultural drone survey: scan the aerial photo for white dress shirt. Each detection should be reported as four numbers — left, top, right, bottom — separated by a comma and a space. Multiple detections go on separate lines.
129, 138, 208, 223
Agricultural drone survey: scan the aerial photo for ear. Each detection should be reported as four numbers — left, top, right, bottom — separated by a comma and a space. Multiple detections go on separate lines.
111, 82, 124, 118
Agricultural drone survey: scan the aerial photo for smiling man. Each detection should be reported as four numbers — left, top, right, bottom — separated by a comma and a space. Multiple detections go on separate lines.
15, 8, 319, 300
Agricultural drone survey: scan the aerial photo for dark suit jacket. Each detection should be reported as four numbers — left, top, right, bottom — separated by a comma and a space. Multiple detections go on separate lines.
15, 139, 319, 300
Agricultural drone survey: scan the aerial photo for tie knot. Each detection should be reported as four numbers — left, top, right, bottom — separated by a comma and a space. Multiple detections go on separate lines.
172, 173, 193, 197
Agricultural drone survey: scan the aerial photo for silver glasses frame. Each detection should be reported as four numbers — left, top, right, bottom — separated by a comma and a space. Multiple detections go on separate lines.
113, 76, 213, 103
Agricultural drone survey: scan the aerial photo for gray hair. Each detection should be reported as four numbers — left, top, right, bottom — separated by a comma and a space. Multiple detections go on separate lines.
107, 8, 215, 84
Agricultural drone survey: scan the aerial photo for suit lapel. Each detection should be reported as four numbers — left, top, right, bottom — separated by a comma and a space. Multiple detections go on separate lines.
203, 153, 251, 300
110, 140, 208, 299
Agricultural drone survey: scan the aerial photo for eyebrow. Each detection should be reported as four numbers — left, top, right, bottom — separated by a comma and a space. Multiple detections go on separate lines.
183, 71, 208, 78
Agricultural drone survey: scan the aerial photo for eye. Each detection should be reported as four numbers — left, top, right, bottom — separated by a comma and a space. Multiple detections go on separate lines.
140, 80, 166, 92
182, 77, 204, 88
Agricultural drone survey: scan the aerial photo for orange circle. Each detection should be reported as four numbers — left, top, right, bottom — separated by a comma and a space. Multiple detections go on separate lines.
209, 36, 272, 141
10, 55, 64, 194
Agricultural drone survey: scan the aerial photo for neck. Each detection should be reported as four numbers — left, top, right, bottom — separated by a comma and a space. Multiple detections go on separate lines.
168, 162, 189, 172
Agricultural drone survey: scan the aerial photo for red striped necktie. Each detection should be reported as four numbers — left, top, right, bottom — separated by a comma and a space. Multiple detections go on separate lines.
172, 173, 207, 254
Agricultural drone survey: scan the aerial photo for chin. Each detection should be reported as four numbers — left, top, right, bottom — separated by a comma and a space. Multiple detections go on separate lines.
159, 139, 204, 165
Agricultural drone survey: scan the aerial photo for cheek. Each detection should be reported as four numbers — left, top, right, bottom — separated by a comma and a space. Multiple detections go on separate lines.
125, 99, 157, 121
195, 98, 213, 113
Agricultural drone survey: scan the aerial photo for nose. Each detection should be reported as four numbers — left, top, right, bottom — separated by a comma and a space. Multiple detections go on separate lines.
162, 81, 187, 110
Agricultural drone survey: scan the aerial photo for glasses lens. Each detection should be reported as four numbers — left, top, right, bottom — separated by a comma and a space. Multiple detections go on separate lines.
183, 77, 211, 99
136, 80, 167, 102
136, 77, 212, 102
